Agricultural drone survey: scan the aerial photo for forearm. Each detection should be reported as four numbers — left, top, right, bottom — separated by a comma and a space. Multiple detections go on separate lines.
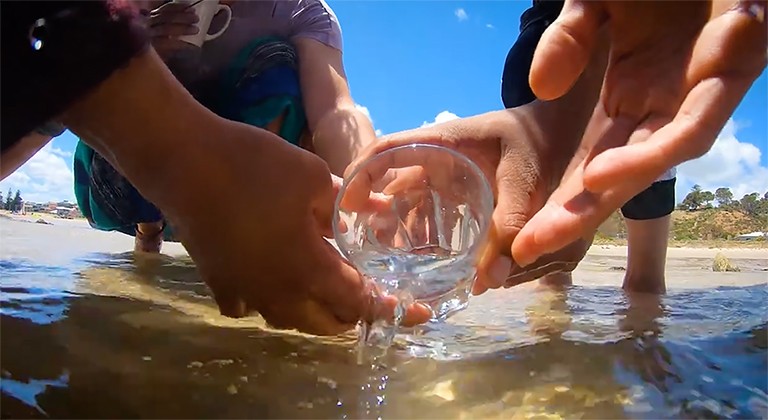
61, 48, 219, 210
311, 104, 378, 177
0, 133, 53, 181
61, 48, 286, 216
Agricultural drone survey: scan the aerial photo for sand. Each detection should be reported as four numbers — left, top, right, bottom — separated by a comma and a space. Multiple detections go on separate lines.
2, 210, 765, 291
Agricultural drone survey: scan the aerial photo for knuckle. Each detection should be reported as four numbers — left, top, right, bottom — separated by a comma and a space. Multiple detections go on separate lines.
492, 209, 528, 240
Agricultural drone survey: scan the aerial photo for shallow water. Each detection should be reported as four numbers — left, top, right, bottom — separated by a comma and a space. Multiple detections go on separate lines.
1, 217, 767, 419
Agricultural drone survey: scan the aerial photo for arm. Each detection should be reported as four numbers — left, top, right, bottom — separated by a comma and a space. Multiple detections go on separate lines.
294, 37, 378, 177
0, 132, 52, 181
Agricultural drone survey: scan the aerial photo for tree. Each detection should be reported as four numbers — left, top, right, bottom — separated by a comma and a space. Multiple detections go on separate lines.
11, 190, 22, 212
715, 187, 734, 207
0, 191, 3, 209
740, 192, 760, 216
4, 189, 12, 211
680, 184, 714, 211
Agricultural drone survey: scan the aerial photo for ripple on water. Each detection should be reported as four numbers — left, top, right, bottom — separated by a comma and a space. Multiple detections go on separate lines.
1, 218, 767, 419
0, 259, 79, 325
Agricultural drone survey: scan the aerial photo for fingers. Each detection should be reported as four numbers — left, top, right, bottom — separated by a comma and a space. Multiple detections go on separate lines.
510, 160, 601, 268
344, 146, 455, 211
474, 137, 543, 294
582, 8, 767, 192
530, 0, 607, 101
375, 296, 433, 328
342, 129, 446, 209
505, 236, 590, 287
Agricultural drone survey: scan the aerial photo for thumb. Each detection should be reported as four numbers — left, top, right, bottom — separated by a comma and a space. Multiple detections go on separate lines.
475, 143, 545, 295
530, 0, 606, 101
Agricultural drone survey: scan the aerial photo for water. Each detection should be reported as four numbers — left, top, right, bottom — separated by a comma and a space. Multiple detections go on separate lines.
2, 216, 768, 419
350, 244, 474, 366
352, 245, 476, 321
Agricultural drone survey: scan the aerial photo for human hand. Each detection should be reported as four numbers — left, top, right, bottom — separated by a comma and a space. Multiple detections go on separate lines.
342, 107, 591, 296
150, 120, 430, 335
55, 44, 429, 336
513, 0, 767, 266
147, 2, 200, 58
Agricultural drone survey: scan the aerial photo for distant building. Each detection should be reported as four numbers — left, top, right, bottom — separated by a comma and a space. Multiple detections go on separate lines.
734, 231, 768, 241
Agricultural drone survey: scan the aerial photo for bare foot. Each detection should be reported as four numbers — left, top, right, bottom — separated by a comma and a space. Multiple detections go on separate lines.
135, 221, 164, 254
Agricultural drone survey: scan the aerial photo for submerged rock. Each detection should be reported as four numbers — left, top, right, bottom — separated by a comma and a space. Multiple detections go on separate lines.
712, 253, 740, 272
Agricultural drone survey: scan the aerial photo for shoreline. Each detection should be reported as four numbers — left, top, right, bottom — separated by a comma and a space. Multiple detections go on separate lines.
2, 210, 765, 261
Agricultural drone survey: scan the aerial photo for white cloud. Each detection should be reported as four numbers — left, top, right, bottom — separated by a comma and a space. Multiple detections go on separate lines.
355, 103, 383, 136
676, 119, 768, 201
486, 23, 495, 29
455, 8, 468, 22
421, 110, 461, 128
0, 140, 75, 203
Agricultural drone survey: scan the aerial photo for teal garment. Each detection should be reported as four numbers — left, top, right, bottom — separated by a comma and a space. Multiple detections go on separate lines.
72, 37, 307, 241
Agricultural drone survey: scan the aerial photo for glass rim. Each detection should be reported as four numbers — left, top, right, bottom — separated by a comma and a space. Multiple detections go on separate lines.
332, 143, 495, 260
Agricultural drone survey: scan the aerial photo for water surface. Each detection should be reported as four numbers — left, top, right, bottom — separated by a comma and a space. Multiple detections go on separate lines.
1, 217, 766, 419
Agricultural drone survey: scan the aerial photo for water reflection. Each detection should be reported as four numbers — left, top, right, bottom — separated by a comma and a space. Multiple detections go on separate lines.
1, 218, 767, 419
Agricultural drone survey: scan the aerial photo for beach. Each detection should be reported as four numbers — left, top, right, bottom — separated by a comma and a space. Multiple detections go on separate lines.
2, 209, 765, 288
1, 211, 767, 419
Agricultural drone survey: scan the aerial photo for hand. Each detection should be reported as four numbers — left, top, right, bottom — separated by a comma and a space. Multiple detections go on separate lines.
513, 0, 767, 266
156, 121, 431, 334
147, 2, 200, 58
343, 107, 591, 295
53, 44, 430, 336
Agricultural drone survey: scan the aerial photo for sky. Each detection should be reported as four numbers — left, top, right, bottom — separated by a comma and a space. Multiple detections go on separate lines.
2, 1, 766, 204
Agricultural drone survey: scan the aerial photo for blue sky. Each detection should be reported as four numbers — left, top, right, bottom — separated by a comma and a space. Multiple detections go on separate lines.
2, 1, 766, 203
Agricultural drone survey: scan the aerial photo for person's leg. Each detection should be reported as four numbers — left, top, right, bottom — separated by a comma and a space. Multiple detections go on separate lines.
620, 174, 677, 294
623, 216, 670, 294
75, 147, 166, 253
135, 220, 165, 253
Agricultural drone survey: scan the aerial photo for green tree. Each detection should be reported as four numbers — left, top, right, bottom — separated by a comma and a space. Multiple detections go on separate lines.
4, 188, 12, 211
715, 187, 734, 207
11, 190, 22, 212
680, 184, 704, 211
756, 191, 768, 220
740, 192, 760, 216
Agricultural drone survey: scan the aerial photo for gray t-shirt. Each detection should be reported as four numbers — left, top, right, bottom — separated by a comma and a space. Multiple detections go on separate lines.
177, 0, 342, 85
34, 0, 342, 137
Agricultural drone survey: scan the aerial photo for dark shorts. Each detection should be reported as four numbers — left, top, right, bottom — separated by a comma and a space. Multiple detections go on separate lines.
501, 0, 675, 220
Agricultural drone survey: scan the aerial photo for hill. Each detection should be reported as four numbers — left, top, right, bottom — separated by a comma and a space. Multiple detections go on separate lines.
596, 208, 766, 244
596, 185, 767, 245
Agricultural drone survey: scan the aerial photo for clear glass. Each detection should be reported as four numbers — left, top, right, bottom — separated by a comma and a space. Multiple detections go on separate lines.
333, 144, 494, 356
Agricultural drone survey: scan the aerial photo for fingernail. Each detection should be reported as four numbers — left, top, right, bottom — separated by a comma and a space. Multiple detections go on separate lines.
488, 255, 513, 288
